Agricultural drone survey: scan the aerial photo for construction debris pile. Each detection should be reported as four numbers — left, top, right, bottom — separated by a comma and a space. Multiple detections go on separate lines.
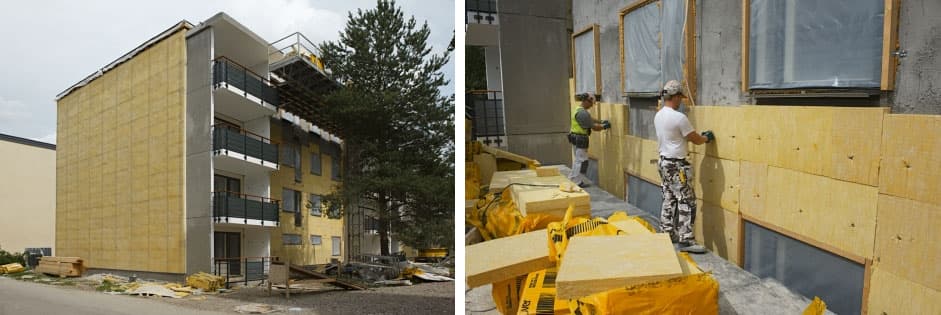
466, 147, 720, 314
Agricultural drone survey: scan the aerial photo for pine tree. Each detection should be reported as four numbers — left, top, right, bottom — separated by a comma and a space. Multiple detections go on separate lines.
317, 0, 454, 256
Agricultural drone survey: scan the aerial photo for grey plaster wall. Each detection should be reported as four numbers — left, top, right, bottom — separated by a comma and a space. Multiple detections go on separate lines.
497, 0, 572, 165
185, 28, 213, 274
891, 0, 941, 114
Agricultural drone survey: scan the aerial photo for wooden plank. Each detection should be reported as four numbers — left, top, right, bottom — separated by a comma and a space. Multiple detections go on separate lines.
511, 187, 591, 218
867, 267, 941, 315
690, 153, 740, 212
684, 0, 698, 104
741, 0, 750, 92
620, 0, 659, 15
593, 24, 602, 94
41, 257, 83, 263
556, 234, 683, 299
880, 0, 901, 90
874, 194, 941, 291
466, 229, 553, 288
880, 114, 941, 206
751, 166, 876, 260
694, 200, 741, 265
862, 258, 872, 315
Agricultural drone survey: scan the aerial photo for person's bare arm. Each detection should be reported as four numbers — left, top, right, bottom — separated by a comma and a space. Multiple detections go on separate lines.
591, 123, 604, 131
686, 131, 708, 145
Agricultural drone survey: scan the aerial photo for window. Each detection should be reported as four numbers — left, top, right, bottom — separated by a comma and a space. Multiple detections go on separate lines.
572, 25, 601, 95
744, 221, 864, 315
620, 0, 690, 94
626, 174, 663, 218
745, 0, 887, 90
331, 237, 341, 256
282, 189, 300, 212
331, 153, 341, 181
310, 235, 322, 245
282, 234, 302, 245
309, 194, 322, 216
310, 152, 322, 175
327, 203, 341, 220
280, 144, 297, 168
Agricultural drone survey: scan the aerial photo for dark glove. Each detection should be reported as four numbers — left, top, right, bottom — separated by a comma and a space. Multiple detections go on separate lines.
701, 130, 715, 143
601, 120, 611, 130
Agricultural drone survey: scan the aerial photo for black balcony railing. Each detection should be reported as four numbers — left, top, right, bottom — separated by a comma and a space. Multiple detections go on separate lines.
212, 56, 280, 106
213, 124, 279, 165
466, 90, 506, 146
213, 256, 274, 288
212, 191, 280, 225
466, 0, 497, 24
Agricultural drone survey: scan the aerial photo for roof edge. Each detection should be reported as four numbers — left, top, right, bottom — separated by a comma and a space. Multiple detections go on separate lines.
0, 133, 56, 150
55, 20, 194, 101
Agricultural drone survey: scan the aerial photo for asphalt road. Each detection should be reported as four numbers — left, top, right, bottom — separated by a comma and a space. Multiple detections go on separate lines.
0, 277, 229, 315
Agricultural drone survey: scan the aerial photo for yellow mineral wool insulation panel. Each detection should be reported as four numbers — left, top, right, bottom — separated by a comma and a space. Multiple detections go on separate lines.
510, 186, 591, 218
622, 135, 662, 185
751, 166, 877, 259
690, 153, 740, 212
597, 103, 626, 199
466, 229, 554, 288
688, 106, 745, 160
492, 175, 572, 195
535, 166, 562, 177
555, 234, 683, 299
609, 218, 654, 235
880, 114, 941, 206
694, 200, 741, 266
874, 194, 941, 291
867, 268, 941, 315
740, 106, 885, 186
738, 160, 767, 215
488, 170, 539, 193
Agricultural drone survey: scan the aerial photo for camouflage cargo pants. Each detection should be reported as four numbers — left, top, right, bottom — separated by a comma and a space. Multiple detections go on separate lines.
658, 157, 697, 243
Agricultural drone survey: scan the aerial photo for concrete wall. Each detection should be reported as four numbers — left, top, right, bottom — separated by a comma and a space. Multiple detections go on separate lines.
269, 121, 345, 265
57, 28, 187, 274
0, 139, 55, 254
497, 0, 572, 166
891, 0, 941, 114
185, 27, 213, 274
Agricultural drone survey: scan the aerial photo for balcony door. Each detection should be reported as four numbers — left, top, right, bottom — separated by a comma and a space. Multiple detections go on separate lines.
214, 231, 241, 276
215, 174, 241, 197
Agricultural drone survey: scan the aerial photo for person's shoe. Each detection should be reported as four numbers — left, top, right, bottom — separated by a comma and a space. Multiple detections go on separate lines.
676, 241, 707, 254
577, 181, 590, 188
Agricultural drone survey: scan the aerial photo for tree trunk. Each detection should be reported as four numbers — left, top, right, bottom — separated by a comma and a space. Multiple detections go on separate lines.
378, 194, 391, 256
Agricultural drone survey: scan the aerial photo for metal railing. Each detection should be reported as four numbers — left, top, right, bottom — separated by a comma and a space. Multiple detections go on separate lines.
213, 124, 279, 165
466, 90, 506, 146
212, 191, 280, 225
212, 56, 280, 106
269, 32, 328, 72
466, 0, 498, 24
213, 256, 275, 288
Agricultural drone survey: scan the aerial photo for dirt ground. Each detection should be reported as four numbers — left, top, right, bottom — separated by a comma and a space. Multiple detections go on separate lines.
1, 271, 454, 315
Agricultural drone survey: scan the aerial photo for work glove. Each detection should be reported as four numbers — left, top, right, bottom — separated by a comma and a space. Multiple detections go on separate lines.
601, 120, 611, 130
701, 130, 715, 143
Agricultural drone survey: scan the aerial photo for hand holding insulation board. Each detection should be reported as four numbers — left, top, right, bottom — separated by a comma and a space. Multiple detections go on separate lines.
556, 233, 683, 299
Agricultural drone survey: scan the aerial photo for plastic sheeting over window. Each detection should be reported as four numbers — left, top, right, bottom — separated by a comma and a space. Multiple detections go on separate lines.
574, 31, 597, 94
749, 0, 884, 89
744, 221, 864, 315
624, 0, 687, 93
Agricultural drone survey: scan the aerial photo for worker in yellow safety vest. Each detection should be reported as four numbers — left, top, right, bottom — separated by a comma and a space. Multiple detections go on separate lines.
567, 92, 610, 187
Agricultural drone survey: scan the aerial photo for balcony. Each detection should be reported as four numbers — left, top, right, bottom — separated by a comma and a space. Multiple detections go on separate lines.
212, 124, 279, 172
213, 192, 280, 227
466, 90, 506, 146
466, 0, 498, 25
212, 56, 279, 121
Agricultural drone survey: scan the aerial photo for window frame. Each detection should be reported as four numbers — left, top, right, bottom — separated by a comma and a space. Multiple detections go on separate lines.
740, 0, 901, 92
310, 151, 322, 175
571, 24, 602, 97
310, 235, 322, 245
282, 233, 303, 245
618, 0, 698, 100
331, 236, 341, 256
309, 194, 323, 216
281, 188, 301, 213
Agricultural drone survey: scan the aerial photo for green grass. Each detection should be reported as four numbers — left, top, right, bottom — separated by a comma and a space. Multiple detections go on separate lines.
94, 279, 123, 292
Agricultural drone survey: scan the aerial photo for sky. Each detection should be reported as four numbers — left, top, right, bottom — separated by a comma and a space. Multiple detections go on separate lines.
0, 0, 454, 144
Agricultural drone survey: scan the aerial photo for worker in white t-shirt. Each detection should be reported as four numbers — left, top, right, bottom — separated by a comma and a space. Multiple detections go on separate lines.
653, 80, 714, 253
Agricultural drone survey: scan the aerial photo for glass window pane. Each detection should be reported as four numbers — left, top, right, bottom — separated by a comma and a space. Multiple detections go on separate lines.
574, 30, 597, 94
332, 237, 341, 256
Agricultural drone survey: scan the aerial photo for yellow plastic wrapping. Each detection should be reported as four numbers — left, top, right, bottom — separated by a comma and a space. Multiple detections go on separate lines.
466, 162, 481, 200
802, 297, 827, 315
466, 189, 563, 241
517, 268, 570, 315
492, 274, 527, 314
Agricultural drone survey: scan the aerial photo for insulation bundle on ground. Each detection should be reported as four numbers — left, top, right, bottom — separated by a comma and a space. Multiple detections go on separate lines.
36, 257, 85, 277
0, 263, 25, 274
186, 272, 225, 292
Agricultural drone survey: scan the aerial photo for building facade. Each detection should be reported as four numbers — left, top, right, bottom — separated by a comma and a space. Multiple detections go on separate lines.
0, 134, 56, 255
55, 13, 344, 278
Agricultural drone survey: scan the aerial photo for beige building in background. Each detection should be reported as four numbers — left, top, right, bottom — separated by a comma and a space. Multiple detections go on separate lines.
0, 134, 55, 254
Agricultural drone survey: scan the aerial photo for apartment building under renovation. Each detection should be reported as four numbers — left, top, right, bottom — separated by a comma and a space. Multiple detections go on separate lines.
54, 12, 398, 279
